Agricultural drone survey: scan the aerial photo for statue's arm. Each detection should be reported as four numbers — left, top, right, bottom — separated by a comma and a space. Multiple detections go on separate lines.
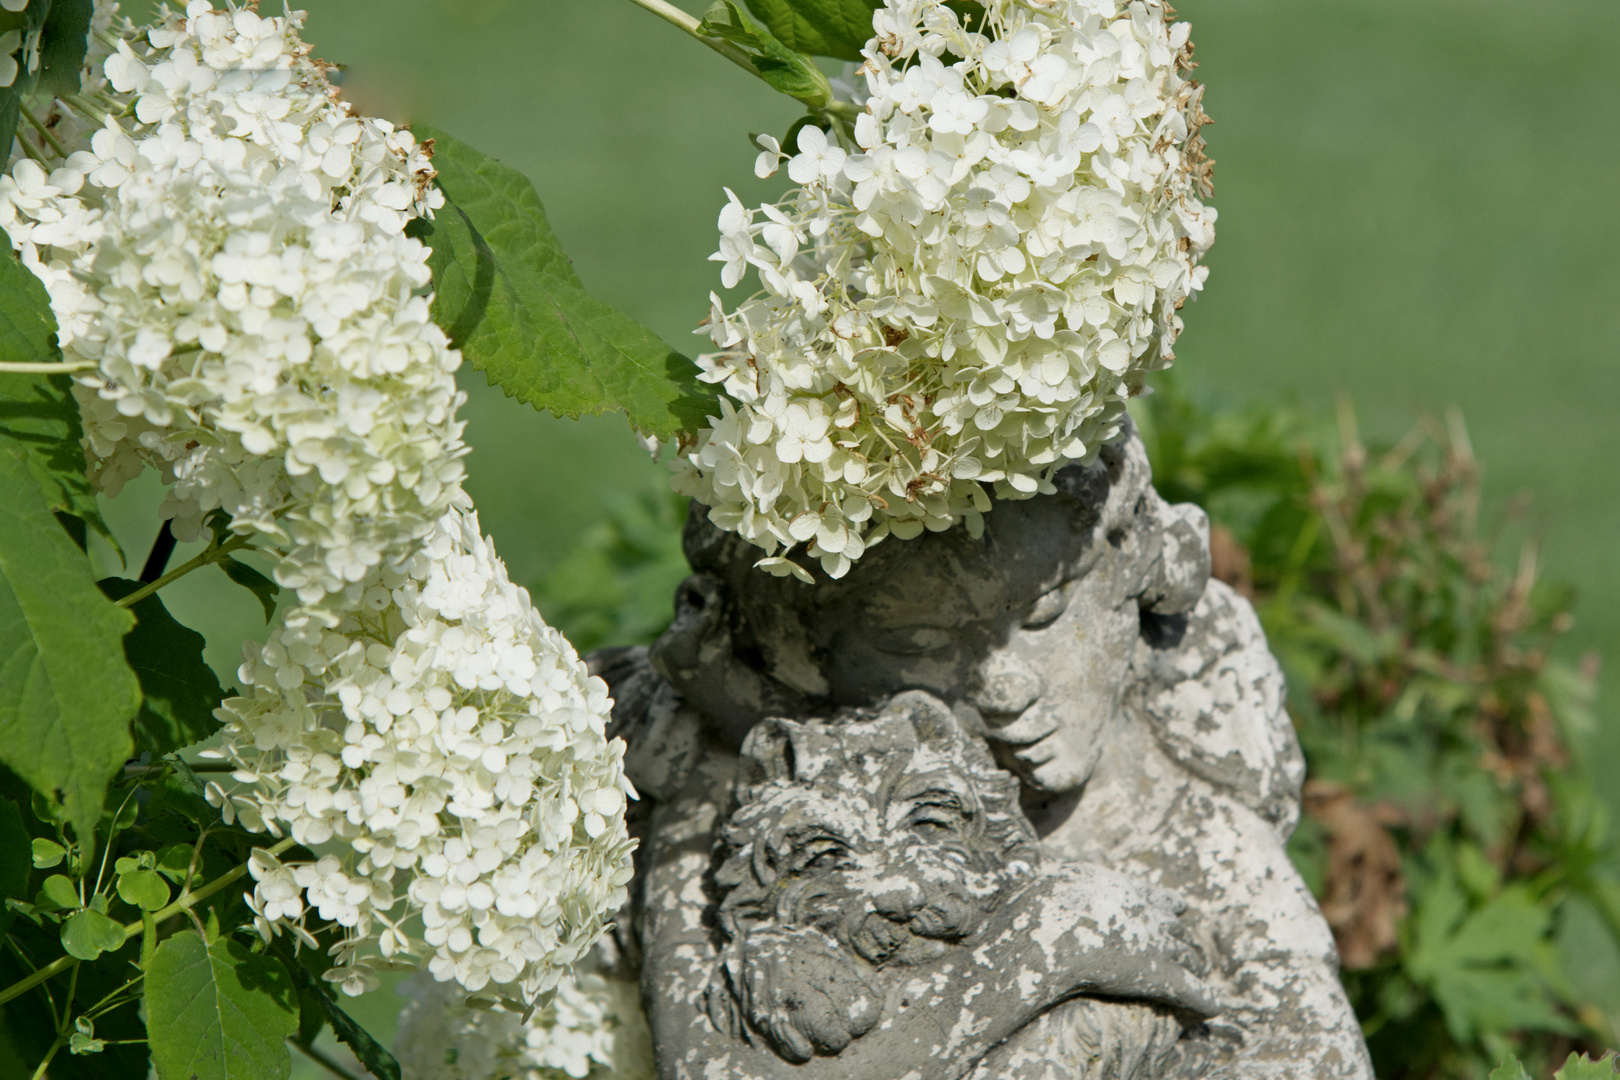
647, 860, 1216, 1080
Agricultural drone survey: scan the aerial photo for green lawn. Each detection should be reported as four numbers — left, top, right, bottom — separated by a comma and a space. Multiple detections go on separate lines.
269, 0, 1620, 768
98, 0, 1620, 1068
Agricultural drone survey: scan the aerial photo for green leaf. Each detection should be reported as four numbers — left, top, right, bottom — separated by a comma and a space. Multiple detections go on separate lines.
0, 244, 61, 365
1490, 1057, 1533, 1080
38, 870, 75, 908
38, 0, 93, 98
0, 443, 138, 851
699, 0, 833, 105
115, 867, 169, 911
410, 128, 718, 439
98, 578, 225, 756
218, 556, 279, 623
30, 835, 64, 867
0, 251, 109, 536
1557, 1053, 1620, 1079
60, 907, 125, 959
146, 931, 298, 1080
742, 0, 878, 61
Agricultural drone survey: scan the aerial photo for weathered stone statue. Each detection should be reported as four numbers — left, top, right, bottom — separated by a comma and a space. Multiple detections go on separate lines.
591, 420, 1375, 1079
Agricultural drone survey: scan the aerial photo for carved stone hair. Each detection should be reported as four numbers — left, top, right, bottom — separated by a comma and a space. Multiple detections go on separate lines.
682, 415, 1211, 623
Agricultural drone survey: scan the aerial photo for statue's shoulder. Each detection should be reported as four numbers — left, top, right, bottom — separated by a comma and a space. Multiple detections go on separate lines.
586, 645, 706, 802
1129, 580, 1306, 833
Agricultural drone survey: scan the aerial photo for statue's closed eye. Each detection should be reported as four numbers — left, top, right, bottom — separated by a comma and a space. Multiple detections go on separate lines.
872, 625, 958, 656
905, 794, 967, 835
1022, 584, 1070, 630
792, 835, 854, 874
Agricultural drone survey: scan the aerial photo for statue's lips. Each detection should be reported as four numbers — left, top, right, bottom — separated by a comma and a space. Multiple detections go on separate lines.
954, 698, 1054, 746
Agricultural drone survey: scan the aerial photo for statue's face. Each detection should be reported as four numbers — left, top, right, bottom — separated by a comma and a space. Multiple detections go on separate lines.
793, 540, 1141, 792
706, 701, 1039, 1063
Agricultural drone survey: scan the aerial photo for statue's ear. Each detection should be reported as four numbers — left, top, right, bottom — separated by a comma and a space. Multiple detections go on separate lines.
737, 718, 801, 789
1139, 500, 1211, 616
885, 690, 961, 744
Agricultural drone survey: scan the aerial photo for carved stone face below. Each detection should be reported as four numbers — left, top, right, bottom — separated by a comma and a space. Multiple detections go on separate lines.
704, 693, 1039, 1063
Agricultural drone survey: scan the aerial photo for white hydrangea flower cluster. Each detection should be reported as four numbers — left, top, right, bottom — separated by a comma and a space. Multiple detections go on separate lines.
3, 0, 637, 1009
392, 943, 653, 1080
210, 508, 636, 1003
675, 0, 1214, 579
0, 0, 465, 629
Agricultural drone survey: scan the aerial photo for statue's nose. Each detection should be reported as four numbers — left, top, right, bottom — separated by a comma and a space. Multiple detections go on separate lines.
969, 651, 1043, 717
870, 880, 922, 921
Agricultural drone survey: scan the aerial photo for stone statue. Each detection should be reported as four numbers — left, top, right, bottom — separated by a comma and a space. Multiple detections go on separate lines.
591, 419, 1375, 1079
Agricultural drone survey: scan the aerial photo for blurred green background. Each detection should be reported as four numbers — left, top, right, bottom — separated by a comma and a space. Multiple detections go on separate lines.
98, 0, 1619, 1070
288, 0, 1620, 795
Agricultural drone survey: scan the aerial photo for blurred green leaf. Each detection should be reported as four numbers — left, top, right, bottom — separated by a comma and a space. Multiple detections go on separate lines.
98, 578, 225, 756
1557, 1052, 1620, 1079
146, 931, 297, 1080
533, 484, 689, 652
37, 0, 92, 97
154, 843, 199, 886
410, 128, 717, 439
1490, 1057, 1533, 1080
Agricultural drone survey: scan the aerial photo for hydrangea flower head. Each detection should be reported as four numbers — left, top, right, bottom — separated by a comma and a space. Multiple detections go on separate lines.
1, 2, 637, 1005
213, 509, 636, 1004
675, 0, 1214, 579
0, 0, 464, 632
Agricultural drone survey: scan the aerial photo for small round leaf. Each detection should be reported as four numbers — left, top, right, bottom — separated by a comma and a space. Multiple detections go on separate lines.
60, 908, 125, 960
116, 869, 170, 912
31, 837, 65, 868
39, 873, 78, 910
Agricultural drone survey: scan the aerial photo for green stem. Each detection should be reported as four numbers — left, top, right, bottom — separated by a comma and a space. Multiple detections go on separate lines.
18, 103, 66, 159
0, 361, 97, 374
89, 786, 143, 902
14, 134, 47, 166
0, 837, 297, 1009
125, 759, 238, 777
57, 93, 110, 125
29, 1032, 66, 1080
624, 0, 764, 79
115, 533, 253, 609
291, 1039, 365, 1080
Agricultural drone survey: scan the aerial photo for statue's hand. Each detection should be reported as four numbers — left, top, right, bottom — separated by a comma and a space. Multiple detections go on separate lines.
994, 864, 1219, 1019
707, 926, 883, 1064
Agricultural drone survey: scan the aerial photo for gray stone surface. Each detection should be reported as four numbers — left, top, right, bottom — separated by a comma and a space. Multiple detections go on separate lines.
590, 420, 1374, 1080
